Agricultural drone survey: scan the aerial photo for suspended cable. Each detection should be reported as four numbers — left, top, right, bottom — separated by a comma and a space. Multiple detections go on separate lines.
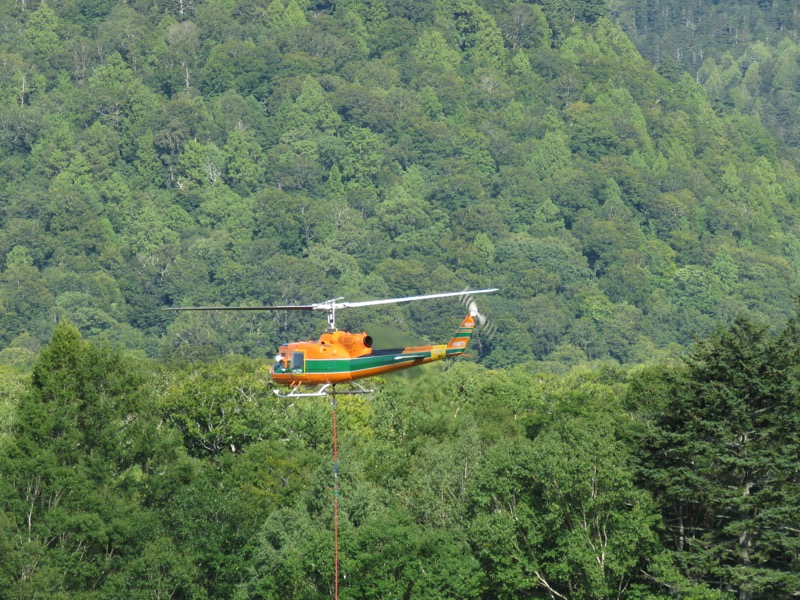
332, 386, 339, 600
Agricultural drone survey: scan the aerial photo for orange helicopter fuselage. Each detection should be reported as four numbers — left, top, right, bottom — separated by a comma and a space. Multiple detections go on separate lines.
269, 313, 476, 387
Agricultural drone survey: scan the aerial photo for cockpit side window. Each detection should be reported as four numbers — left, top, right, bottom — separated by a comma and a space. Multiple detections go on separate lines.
291, 351, 305, 372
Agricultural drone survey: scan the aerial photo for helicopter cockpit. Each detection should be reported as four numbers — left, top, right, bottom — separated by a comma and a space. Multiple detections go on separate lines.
272, 350, 288, 373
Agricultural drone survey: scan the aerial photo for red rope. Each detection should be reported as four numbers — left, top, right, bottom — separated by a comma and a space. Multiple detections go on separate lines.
332, 389, 339, 600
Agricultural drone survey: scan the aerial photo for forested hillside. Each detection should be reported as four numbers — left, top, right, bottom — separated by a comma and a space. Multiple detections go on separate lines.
1, 0, 800, 366
613, 0, 800, 154
612, 0, 800, 73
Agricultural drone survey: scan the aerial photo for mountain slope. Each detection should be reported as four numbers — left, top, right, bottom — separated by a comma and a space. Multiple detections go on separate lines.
0, 0, 797, 367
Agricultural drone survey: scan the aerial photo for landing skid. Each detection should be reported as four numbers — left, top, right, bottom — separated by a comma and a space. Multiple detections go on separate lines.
273, 382, 375, 398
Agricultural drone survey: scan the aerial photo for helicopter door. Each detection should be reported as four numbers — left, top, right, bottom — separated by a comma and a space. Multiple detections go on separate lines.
291, 351, 305, 374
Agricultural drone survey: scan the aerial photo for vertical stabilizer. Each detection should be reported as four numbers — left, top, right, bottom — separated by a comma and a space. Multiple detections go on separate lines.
447, 313, 476, 355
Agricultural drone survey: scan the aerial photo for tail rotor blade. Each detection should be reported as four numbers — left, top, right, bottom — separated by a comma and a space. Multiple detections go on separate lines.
460, 292, 497, 341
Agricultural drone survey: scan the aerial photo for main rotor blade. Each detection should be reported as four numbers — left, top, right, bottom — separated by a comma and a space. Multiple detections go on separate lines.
163, 289, 498, 313
163, 305, 315, 311
339, 288, 498, 309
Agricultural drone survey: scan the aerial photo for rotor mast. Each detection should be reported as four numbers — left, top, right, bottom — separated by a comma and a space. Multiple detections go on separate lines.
317, 297, 344, 331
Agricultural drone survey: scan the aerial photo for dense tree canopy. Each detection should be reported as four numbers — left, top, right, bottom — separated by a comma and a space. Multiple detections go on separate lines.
1, 0, 799, 365
3, 316, 797, 597
2, 0, 800, 597
626, 314, 800, 599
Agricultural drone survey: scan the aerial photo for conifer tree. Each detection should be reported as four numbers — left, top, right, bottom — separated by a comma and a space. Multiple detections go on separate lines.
627, 314, 800, 599
0, 320, 176, 596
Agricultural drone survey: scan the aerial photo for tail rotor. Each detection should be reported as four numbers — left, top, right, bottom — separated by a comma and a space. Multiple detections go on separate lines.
460, 291, 496, 341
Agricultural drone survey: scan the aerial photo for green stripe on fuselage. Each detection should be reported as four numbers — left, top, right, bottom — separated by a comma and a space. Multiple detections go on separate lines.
304, 351, 434, 375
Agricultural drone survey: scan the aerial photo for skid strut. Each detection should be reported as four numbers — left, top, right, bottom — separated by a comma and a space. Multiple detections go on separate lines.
273, 382, 373, 398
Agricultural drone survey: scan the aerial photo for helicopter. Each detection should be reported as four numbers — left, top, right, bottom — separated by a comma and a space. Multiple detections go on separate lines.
166, 288, 497, 599
166, 289, 497, 397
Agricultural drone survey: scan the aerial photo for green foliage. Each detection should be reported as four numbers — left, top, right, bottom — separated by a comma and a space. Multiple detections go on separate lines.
161, 360, 271, 458
0, 0, 798, 373
0, 321, 179, 596
2, 306, 800, 598
4, 3, 800, 593
626, 312, 800, 598
0, 365, 25, 449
